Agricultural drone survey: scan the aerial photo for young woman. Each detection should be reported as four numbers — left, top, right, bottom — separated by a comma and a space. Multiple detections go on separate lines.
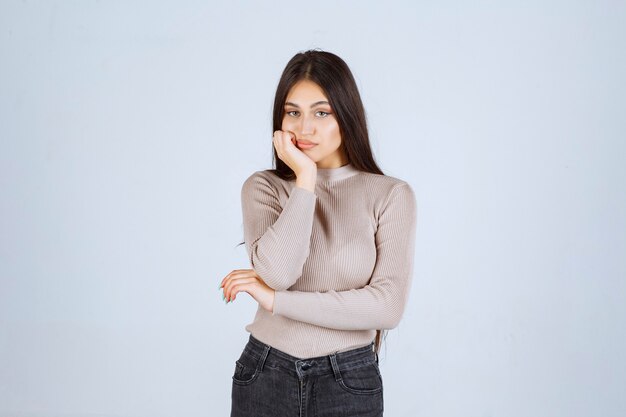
220, 49, 417, 417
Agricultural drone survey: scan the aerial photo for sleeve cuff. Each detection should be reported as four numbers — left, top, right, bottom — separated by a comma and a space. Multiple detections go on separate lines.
272, 290, 289, 316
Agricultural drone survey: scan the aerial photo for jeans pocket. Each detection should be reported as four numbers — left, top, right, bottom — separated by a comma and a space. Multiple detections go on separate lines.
232, 351, 262, 386
336, 360, 383, 395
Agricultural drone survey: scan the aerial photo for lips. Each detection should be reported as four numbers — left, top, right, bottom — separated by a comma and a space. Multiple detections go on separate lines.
296, 140, 317, 150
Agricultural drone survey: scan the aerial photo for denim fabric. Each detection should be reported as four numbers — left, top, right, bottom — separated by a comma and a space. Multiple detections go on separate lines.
230, 334, 384, 417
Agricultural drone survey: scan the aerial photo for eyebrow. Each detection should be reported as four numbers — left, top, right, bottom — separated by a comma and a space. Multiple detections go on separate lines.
284, 101, 330, 108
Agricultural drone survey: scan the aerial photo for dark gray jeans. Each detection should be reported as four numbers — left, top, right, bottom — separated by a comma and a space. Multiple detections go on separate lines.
230, 334, 384, 417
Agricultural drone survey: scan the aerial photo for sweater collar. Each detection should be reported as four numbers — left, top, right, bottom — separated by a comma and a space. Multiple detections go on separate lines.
316, 163, 360, 182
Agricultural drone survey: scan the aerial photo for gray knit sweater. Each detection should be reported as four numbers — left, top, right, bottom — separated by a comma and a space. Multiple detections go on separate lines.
241, 163, 417, 358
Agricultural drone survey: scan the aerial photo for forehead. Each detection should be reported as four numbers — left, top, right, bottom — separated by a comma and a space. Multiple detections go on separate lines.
285, 79, 328, 102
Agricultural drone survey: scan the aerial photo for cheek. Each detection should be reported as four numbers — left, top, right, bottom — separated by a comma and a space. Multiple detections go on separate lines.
282, 115, 298, 129
326, 122, 342, 143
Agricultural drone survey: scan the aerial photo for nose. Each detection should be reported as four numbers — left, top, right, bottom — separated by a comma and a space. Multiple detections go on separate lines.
300, 114, 315, 136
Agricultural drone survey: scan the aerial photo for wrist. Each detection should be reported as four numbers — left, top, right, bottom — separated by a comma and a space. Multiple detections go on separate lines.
295, 174, 316, 192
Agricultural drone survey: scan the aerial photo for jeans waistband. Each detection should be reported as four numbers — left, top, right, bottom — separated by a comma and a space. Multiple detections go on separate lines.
243, 334, 378, 379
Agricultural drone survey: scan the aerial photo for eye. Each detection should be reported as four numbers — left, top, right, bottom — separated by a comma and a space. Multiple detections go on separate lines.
286, 110, 299, 117
316, 111, 331, 117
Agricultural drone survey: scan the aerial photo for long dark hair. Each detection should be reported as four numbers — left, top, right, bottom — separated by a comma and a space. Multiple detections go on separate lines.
273, 49, 388, 355
241, 49, 389, 355
270, 49, 384, 181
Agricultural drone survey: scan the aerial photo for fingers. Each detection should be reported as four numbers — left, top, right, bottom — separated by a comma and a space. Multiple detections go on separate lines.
219, 269, 244, 289
273, 129, 295, 143
218, 269, 275, 312
228, 281, 259, 303
225, 278, 257, 302
220, 269, 261, 303
219, 268, 256, 289
273, 130, 297, 157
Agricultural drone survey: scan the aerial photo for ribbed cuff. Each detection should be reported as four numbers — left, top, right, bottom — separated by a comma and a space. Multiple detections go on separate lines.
272, 290, 291, 317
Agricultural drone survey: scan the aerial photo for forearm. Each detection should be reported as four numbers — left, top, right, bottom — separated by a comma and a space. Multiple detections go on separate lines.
272, 276, 412, 330
244, 185, 317, 290
272, 182, 418, 329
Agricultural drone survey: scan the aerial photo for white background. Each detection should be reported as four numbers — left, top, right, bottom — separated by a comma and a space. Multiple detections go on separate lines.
1, 1, 624, 416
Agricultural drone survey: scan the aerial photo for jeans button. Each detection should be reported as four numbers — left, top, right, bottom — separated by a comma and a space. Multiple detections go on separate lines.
301, 362, 311, 371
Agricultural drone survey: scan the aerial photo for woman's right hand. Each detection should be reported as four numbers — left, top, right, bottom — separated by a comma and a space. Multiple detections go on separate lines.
272, 130, 317, 177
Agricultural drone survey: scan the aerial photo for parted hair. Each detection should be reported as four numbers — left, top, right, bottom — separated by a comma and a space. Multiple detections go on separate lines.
270, 49, 383, 180
270, 49, 388, 354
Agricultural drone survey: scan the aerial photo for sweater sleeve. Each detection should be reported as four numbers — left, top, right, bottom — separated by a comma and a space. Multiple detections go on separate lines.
271, 183, 417, 330
241, 172, 317, 291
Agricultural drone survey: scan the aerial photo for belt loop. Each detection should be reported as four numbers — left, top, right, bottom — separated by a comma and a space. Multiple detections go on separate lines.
258, 345, 270, 373
329, 352, 342, 382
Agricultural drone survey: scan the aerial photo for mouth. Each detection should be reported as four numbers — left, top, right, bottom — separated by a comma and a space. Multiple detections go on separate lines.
296, 140, 318, 149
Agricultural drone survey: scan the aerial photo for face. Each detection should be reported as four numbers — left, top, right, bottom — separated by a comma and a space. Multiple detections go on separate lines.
282, 79, 347, 169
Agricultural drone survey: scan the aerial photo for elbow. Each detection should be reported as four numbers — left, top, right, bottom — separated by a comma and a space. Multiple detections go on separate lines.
250, 261, 295, 291
364, 285, 408, 329
248, 243, 303, 290
376, 303, 405, 330
249, 256, 298, 291
378, 316, 402, 330
265, 278, 293, 291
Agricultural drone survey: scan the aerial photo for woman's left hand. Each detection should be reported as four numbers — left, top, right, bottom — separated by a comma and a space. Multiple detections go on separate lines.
219, 269, 275, 312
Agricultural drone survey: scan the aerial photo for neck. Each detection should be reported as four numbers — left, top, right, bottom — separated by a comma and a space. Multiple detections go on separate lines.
316, 163, 359, 182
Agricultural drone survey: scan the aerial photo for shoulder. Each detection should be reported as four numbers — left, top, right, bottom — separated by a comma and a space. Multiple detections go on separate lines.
357, 172, 416, 217
243, 169, 275, 185
360, 171, 415, 199
241, 169, 284, 197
